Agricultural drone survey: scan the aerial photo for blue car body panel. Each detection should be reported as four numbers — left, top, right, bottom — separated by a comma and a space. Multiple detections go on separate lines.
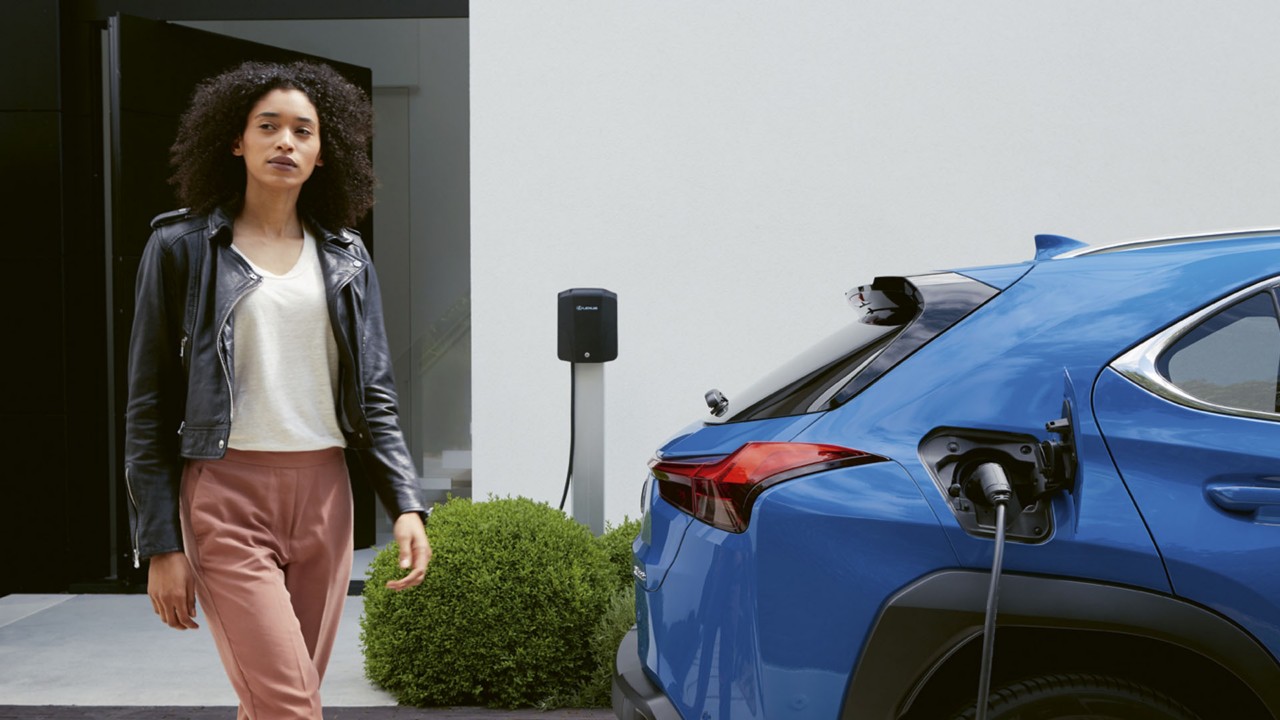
1093, 367, 1280, 658
658, 414, 825, 460
951, 262, 1033, 291
635, 493, 692, 593
640, 461, 956, 720
638, 414, 829, 593
627, 233, 1280, 719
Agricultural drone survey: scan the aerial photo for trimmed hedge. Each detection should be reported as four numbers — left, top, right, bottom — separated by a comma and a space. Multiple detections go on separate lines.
598, 517, 642, 593
361, 496, 617, 708
541, 517, 643, 708
540, 585, 637, 709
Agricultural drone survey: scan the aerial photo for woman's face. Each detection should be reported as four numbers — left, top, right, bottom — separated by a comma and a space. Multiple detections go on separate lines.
232, 87, 323, 195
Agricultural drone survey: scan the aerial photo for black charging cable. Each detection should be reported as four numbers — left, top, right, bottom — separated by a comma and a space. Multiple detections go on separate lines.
559, 363, 576, 511
968, 462, 1013, 720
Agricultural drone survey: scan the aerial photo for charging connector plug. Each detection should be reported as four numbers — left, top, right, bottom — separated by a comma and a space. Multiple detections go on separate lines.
970, 461, 1013, 507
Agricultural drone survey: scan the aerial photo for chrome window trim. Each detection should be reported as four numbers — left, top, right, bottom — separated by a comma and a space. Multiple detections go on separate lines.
1058, 228, 1280, 260
1110, 276, 1280, 422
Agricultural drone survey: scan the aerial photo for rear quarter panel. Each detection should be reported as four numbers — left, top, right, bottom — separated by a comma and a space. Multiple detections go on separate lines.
639, 460, 955, 720
791, 248, 1280, 591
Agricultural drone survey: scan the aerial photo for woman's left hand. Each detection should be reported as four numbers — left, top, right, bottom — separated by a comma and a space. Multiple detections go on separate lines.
387, 511, 432, 591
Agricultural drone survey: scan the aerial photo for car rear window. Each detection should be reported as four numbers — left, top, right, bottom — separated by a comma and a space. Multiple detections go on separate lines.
716, 273, 998, 423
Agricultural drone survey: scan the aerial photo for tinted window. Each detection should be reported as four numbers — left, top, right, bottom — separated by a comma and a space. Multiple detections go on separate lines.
719, 274, 997, 423
1158, 291, 1280, 414
721, 323, 903, 422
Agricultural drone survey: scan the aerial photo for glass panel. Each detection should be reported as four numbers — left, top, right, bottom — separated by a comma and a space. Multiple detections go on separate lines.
373, 81, 473, 535
724, 321, 903, 422
1158, 292, 1280, 414
721, 274, 997, 423
411, 298, 472, 505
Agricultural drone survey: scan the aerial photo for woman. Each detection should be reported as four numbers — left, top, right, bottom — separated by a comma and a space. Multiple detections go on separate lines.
125, 60, 430, 719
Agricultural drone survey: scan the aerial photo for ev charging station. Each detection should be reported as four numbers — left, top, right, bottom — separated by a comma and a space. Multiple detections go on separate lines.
557, 288, 618, 535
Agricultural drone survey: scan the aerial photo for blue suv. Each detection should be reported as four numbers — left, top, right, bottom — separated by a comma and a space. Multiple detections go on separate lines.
613, 231, 1280, 720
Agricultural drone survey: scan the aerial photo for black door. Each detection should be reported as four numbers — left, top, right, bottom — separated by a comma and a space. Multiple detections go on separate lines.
105, 15, 378, 586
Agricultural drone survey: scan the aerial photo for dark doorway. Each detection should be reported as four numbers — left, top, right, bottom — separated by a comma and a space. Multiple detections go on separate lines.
104, 15, 377, 588
0, 1, 467, 597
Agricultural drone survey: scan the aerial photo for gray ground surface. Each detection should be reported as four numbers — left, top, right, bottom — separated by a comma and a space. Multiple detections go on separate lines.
0, 548, 611, 719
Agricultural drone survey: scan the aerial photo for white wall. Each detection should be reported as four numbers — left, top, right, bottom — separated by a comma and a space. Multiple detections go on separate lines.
471, 1, 1280, 524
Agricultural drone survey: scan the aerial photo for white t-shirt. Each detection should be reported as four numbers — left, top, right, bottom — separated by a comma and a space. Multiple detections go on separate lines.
227, 229, 345, 451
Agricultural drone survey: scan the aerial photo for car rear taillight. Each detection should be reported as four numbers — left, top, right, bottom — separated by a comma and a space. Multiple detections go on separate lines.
649, 442, 885, 532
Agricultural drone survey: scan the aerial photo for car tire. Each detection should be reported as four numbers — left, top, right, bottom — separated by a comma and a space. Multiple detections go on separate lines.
950, 672, 1201, 720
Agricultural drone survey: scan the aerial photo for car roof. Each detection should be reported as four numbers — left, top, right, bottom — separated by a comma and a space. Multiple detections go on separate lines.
831, 230, 1280, 456
956, 229, 1280, 290
1054, 228, 1280, 259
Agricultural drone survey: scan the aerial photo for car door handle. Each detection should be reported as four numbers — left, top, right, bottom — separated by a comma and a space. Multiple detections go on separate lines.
1206, 483, 1280, 513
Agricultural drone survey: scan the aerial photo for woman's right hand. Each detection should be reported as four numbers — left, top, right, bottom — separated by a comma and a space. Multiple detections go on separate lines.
148, 551, 200, 630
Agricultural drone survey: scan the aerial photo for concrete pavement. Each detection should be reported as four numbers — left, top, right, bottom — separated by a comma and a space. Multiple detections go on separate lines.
0, 547, 611, 718
0, 548, 391, 707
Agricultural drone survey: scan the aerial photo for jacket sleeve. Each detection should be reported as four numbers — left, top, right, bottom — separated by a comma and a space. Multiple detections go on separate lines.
353, 246, 428, 519
123, 230, 187, 565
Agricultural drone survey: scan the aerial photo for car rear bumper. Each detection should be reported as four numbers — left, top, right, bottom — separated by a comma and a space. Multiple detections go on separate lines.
612, 626, 681, 720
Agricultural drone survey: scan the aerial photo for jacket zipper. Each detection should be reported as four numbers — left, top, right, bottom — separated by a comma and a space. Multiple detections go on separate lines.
216, 279, 259, 421
327, 249, 367, 435
123, 467, 142, 569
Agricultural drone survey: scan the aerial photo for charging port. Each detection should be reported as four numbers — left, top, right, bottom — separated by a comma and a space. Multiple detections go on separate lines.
919, 428, 1059, 543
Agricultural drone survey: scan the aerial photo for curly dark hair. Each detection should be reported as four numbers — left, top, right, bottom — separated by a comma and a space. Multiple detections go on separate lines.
168, 60, 375, 229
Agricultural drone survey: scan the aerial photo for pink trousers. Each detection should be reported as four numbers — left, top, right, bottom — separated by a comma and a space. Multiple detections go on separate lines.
180, 448, 353, 720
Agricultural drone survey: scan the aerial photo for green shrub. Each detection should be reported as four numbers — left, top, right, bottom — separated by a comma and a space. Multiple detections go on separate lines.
542, 517, 642, 708
540, 585, 637, 709
598, 517, 642, 593
361, 496, 612, 708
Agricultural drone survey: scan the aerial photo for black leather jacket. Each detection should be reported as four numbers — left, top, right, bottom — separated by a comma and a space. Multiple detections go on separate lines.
124, 206, 425, 566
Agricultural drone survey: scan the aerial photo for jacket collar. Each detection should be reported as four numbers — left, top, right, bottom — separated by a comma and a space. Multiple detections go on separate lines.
315, 223, 357, 248
206, 204, 355, 248
206, 206, 234, 241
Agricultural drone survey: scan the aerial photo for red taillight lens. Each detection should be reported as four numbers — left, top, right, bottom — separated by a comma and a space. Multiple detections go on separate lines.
649, 442, 884, 532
